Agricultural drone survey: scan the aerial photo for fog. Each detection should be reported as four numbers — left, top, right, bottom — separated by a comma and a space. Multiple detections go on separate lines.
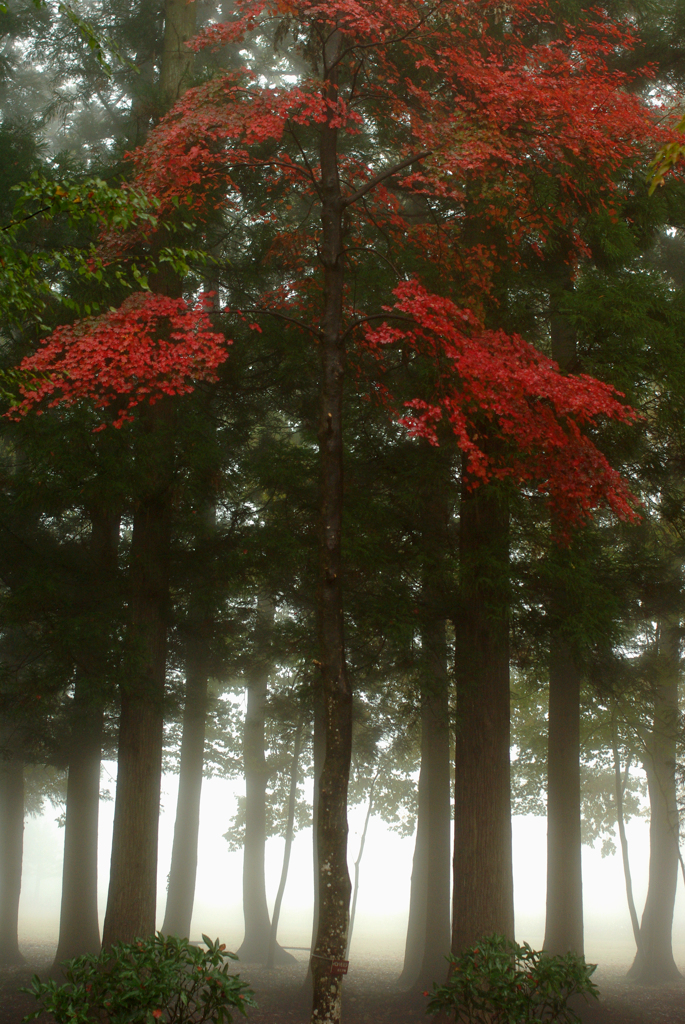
19, 766, 685, 970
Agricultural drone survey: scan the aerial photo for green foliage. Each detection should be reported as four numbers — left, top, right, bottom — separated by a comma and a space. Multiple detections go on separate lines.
647, 112, 685, 196
22, 933, 256, 1024
0, 0, 129, 76
426, 934, 599, 1024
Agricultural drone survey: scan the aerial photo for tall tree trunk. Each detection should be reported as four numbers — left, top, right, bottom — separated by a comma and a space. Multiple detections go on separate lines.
53, 679, 104, 965
310, 28, 354, 1024
399, 619, 451, 990
237, 598, 295, 965
543, 272, 584, 957
543, 641, 583, 955
102, 413, 173, 946
53, 507, 119, 969
398, 752, 430, 989
417, 617, 451, 990
102, 0, 196, 947
268, 714, 305, 969
452, 480, 513, 953
301, 690, 326, 998
629, 616, 681, 983
0, 738, 24, 965
159, 0, 197, 107
160, 627, 209, 938
237, 600, 271, 961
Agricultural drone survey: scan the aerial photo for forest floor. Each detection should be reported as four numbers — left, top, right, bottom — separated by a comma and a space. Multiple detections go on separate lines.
2, 944, 685, 1024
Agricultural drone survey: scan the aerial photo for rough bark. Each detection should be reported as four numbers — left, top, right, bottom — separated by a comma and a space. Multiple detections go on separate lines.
102, 0, 195, 946
159, 0, 197, 108
0, 740, 24, 965
102, 415, 172, 946
53, 507, 119, 969
543, 641, 583, 956
452, 481, 514, 953
629, 617, 681, 983
543, 272, 584, 957
309, 28, 354, 1024
160, 628, 209, 938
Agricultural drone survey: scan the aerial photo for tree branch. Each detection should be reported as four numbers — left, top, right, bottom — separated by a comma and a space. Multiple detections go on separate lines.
340, 310, 415, 344
245, 307, 321, 340
342, 151, 432, 208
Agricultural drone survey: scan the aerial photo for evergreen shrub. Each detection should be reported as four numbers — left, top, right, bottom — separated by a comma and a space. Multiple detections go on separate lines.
425, 933, 599, 1023
22, 932, 256, 1024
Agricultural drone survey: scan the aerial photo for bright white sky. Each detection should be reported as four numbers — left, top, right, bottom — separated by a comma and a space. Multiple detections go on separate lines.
22, 763, 685, 971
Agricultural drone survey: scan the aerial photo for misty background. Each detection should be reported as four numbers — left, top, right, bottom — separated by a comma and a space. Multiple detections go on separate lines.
20, 764, 684, 967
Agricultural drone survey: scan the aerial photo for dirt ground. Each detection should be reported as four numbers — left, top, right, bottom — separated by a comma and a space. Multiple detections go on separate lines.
3, 944, 685, 1024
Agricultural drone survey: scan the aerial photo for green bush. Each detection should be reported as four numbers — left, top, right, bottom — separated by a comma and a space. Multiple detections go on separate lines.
425, 933, 599, 1024
22, 932, 256, 1024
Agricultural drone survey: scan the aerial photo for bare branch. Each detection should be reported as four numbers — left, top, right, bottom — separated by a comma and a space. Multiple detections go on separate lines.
285, 123, 323, 196
343, 151, 432, 208
245, 307, 321, 340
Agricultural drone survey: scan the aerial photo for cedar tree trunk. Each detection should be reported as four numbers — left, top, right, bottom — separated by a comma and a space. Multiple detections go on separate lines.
543, 641, 583, 955
160, 627, 209, 938
543, 274, 584, 956
629, 616, 681, 983
237, 602, 272, 961
417, 616, 451, 989
53, 507, 119, 968
398, 750, 430, 989
399, 617, 451, 991
452, 480, 514, 952
102, 0, 195, 946
237, 599, 295, 964
159, 0, 197, 106
0, 741, 24, 965
310, 27, 354, 1024
102, 405, 173, 945
53, 677, 104, 965
302, 688, 326, 999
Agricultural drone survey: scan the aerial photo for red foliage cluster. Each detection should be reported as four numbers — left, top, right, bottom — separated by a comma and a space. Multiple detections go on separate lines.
9, 0, 661, 527
9, 292, 229, 429
131, 0, 659, 255
363, 282, 639, 530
